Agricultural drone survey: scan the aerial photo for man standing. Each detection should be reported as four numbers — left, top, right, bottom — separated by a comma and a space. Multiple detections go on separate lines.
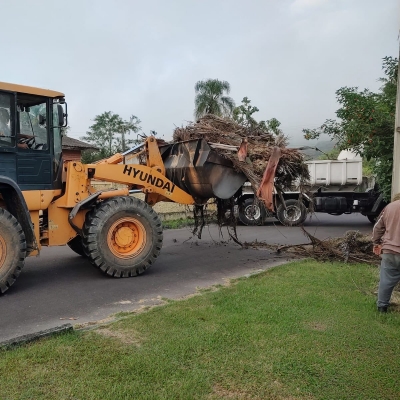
372, 193, 400, 313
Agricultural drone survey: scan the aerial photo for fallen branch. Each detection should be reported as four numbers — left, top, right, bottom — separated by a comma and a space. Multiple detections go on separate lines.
245, 228, 380, 265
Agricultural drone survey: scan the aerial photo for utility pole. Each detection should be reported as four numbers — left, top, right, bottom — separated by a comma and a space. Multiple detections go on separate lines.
121, 126, 126, 153
391, 44, 400, 198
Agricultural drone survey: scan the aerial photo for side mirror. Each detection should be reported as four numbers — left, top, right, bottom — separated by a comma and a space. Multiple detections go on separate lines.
57, 104, 65, 126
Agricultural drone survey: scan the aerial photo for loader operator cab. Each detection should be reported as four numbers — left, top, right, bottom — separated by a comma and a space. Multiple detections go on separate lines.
0, 82, 67, 191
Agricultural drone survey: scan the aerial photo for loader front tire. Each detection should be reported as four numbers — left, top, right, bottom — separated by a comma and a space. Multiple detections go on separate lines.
82, 197, 163, 278
0, 209, 26, 294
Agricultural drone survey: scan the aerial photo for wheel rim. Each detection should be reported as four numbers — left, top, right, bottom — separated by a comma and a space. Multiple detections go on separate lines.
283, 205, 301, 222
0, 235, 6, 267
107, 217, 146, 259
244, 204, 261, 221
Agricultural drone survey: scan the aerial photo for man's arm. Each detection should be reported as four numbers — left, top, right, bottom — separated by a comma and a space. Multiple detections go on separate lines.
372, 210, 386, 245
372, 210, 386, 255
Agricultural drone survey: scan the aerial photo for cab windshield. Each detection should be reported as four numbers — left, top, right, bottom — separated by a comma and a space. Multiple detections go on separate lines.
18, 98, 48, 150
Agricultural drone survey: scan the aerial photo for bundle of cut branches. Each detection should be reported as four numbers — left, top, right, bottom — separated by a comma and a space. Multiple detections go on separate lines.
278, 229, 379, 264
173, 114, 310, 191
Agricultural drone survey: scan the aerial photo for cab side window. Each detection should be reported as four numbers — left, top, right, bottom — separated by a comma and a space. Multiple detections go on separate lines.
0, 93, 15, 148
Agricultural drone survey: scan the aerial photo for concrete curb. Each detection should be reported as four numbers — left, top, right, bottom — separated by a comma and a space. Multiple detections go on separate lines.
0, 324, 73, 349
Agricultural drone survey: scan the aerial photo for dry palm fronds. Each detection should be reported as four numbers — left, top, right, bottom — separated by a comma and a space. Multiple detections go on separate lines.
299, 229, 376, 264
172, 114, 310, 191
171, 114, 310, 238
243, 229, 379, 264
277, 229, 379, 264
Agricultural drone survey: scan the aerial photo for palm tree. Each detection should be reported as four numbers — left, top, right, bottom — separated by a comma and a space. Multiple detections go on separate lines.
194, 79, 235, 119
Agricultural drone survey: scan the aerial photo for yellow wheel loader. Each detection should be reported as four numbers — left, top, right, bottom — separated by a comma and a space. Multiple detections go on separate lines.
0, 82, 247, 293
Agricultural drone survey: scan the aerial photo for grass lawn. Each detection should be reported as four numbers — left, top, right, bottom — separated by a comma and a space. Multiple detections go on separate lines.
162, 217, 195, 230
1, 260, 399, 399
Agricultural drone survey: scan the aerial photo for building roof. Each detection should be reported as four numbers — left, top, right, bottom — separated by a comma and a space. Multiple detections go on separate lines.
0, 81, 65, 98
62, 136, 98, 151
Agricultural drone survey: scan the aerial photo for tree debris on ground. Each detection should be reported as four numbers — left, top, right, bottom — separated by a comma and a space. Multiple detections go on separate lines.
246, 228, 400, 295
245, 228, 380, 265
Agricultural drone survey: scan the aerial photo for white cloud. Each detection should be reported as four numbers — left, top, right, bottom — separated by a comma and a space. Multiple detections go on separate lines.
290, 0, 328, 13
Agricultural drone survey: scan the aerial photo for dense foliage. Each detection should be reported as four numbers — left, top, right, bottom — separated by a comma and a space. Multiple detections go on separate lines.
303, 57, 398, 200
81, 112, 141, 163
233, 97, 283, 135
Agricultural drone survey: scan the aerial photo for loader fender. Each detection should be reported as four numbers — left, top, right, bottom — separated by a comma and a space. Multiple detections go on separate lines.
0, 176, 37, 253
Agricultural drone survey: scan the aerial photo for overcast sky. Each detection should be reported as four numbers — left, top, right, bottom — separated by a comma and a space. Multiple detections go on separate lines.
1, 0, 398, 144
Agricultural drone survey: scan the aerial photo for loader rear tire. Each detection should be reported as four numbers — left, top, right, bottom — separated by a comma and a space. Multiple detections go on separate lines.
82, 196, 163, 278
67, 235, 86, 257
0, 209, 26, 294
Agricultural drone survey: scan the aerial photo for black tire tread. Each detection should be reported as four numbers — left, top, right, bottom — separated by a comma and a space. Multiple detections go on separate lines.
276, 199, 307, 227
238, 197, 263, 226
0, 208, 27, 294
82, 196, 163, 278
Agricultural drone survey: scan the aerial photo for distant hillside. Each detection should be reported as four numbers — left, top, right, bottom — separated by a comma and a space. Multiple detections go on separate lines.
288, 137, 337, 160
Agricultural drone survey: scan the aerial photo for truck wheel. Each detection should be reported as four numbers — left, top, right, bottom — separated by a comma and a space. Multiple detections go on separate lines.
67, 235, 86, 257
367, 215, 378, 224
0, 209, 27, 293
276, 199, 307, 227
82, 196, 163, 277
238, 198, 263, 226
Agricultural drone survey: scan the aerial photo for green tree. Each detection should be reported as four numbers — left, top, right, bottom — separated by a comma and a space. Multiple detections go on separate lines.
232, 97, 259, 127
81, 147, 109, 164
81, 111, 141, 162
233, 97, 283, 135
194, 79, 235, 119
303, 56, 398, 200
263, 118, 283, 136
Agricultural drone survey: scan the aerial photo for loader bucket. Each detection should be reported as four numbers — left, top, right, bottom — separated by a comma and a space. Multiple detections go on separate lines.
159, 139, 246, 204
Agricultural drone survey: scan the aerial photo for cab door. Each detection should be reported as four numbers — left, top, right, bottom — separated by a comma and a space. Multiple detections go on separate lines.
16, 95, 53, 191
0, 91, 17, 182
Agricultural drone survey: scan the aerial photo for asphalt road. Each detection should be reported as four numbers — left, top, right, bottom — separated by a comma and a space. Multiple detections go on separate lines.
0, 213, 373, 342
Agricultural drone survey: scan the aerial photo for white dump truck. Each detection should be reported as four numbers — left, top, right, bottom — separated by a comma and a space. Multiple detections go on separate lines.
237, 153, 386, 226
